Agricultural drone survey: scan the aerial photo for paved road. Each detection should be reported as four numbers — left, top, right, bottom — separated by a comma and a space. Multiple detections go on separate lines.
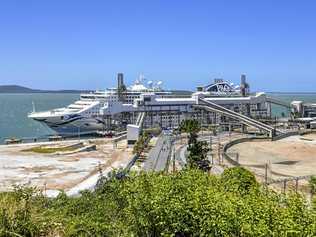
145, 132, 238, 173
143, 135, 172, 171
175, 144, 187, 166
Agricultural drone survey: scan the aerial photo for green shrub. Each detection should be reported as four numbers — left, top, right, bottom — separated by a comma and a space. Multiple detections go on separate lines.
0, 170, 316, 236
221, 167, 259, 195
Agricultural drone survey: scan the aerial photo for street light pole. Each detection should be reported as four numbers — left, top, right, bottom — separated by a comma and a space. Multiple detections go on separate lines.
74, 123, 83, 142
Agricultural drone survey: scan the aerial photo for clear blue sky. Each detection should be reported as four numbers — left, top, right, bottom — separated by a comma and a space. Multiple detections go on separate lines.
0, 0, 316, 92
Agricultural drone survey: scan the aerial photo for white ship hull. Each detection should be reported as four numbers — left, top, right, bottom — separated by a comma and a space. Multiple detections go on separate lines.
33, 114, 105, 135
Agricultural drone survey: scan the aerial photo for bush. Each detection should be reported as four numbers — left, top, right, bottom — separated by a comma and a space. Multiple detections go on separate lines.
1, 170, 316, 236
221, 167, 259, 195
0, 186, 51, 236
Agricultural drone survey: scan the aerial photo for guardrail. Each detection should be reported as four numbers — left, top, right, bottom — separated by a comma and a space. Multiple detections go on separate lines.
116, 133, 153, 178
272, 129, 314, 141
112, 134, 127, 143
164, 136, 176, 172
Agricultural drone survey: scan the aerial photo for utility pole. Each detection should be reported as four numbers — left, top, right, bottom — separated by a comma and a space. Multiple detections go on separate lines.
264, 163, 268, 185
295, 178, 299, 193
173, 145, 176, 173
217, 127, 221, 165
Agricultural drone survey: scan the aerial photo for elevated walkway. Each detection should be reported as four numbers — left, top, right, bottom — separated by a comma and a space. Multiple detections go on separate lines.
135, 112, 146, 128
266, 97, 291, 109
195, 98, 279, 138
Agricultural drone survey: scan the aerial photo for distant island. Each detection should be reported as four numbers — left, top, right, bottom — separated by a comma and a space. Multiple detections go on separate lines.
0, 85, 93, 94
0, 85, 192, 94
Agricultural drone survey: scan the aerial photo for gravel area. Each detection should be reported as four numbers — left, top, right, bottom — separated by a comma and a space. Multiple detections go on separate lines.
0, 139, 132, 193
228, 134, 316, 178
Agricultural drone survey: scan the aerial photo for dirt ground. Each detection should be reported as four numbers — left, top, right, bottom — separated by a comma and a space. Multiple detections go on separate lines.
228, 133, 316, 179
0, 138, 132, 192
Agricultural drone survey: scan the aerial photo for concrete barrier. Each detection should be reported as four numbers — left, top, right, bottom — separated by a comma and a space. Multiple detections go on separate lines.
272, 129, 314, 141
56, 144, 96, 155
272, 131, 299, 141
61, 142, 84, 149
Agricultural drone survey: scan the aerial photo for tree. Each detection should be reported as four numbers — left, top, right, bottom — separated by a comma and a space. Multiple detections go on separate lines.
180, 119, 210, 170
132, 131, 150, 155
187, 141, 210, 170
179, 119, 200, 145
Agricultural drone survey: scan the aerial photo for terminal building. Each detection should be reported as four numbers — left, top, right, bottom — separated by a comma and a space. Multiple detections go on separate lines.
101, 75, 276, 133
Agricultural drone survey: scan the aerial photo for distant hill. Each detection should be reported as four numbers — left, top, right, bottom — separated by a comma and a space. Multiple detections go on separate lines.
0, 85, 91, 93
0, 85, 193, 94
170, 90, 192, 95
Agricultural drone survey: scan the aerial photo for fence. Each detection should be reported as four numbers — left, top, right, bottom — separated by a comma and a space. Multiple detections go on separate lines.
267, 175, 314, 194
222, 130, 316, 193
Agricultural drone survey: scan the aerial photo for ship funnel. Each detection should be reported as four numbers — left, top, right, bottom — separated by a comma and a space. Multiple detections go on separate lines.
117, 73, 124, 89
117, 73, 126, 101
240, 74, 249, 96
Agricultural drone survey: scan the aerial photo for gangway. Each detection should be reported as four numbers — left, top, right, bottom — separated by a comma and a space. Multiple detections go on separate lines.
266, 97, 291, 109
195, 98, 279, 138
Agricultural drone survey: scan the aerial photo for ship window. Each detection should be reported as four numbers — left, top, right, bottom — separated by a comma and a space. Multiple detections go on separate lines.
207, 85, 218, 92
144, 97, 151, 102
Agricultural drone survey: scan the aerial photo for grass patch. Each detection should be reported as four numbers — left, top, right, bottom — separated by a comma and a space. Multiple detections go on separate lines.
22, 146, 77, 154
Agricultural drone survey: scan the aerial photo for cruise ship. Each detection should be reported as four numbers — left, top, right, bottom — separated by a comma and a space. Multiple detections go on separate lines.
29, 73, 254, 136
28, 74, 171, 135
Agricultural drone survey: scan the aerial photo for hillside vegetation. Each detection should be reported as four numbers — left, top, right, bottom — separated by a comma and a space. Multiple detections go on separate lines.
0, 168, 316, 236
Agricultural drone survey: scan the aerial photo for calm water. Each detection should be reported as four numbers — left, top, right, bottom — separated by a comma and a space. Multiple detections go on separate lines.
269, 93, 316, 116
1, 93, 316, 143
0, 93, 79, 143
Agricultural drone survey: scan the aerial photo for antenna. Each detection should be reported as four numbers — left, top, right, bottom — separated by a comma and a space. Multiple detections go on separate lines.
139, 73, 146, 83
157, 81, 163, 88
147, 80, 153, 88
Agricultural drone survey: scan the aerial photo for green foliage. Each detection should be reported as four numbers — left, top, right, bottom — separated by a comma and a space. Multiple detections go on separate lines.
180, 119, 210, 170
1, 169, 316, 236
0, 186, 52, 236
143, 127, 162, 137
310, 176, 316, 195
22, 145, 77, 154
221, 167, 259, 195
179, 119, 200, 134
309, 176, 316, 209
187, 141, 210, 170
132, 131, 151, 155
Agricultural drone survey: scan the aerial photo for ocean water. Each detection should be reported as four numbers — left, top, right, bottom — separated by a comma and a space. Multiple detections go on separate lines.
1, 92, 316, 143
0, 93, 79, 143
269, 93, 316, 117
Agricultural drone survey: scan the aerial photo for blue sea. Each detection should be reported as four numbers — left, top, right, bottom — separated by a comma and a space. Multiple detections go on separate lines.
0, 93, 79, 143
0, 92, 316, 143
